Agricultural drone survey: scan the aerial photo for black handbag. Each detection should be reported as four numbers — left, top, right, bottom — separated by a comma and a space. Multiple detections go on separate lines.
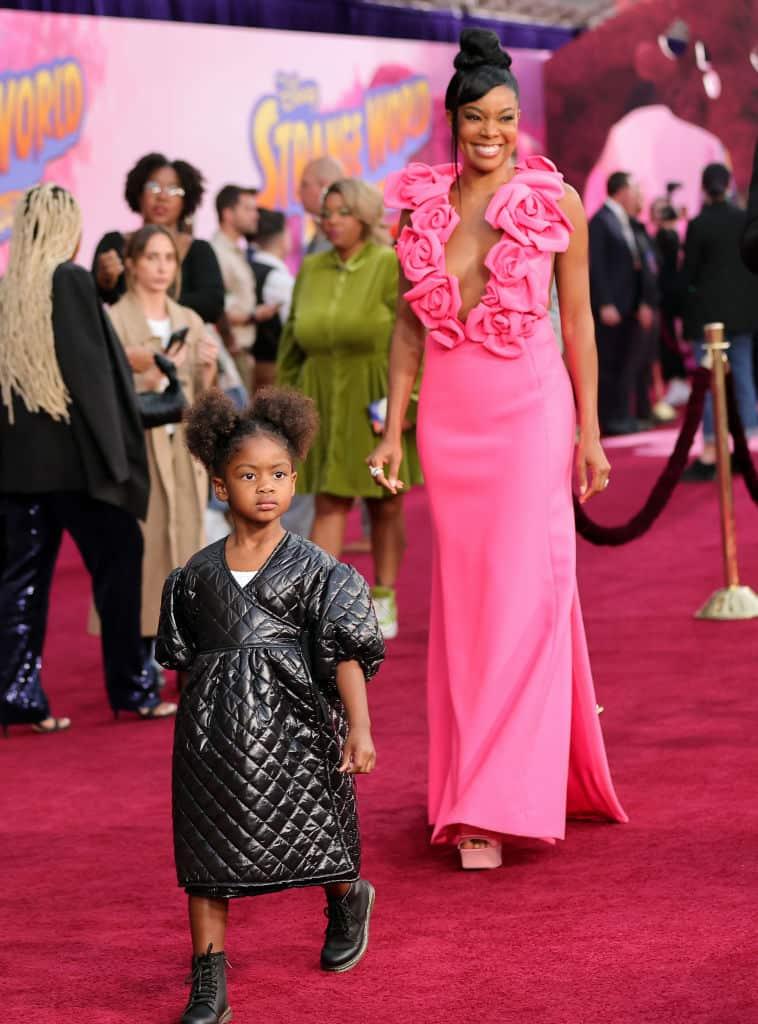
137, 344, 188, 429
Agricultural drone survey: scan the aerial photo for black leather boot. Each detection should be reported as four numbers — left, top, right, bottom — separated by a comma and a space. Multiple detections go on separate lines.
181, 944, 232, 1024
320, 879, 375, 973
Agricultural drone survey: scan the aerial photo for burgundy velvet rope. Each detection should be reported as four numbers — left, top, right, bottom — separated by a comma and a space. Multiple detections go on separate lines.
574, 366, 711, 546
725, 372, 758, 503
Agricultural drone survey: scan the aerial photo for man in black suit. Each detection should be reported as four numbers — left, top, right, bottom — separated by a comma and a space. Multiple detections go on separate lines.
682, 163, 758, 480
589, 171, 657, 435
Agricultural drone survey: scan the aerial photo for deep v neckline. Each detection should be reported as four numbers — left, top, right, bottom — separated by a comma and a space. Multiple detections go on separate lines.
443, 169, 520, 327
221, 532, 289, 595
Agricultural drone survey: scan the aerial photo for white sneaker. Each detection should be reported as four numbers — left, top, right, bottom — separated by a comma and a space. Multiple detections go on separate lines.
371, 586, 398, 639
664, 378, 691, 407
652, 400, 677, 423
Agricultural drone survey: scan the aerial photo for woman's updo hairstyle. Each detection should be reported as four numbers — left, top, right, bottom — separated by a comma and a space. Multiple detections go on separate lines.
185, 388, 319, 476
445, 29, 519, 166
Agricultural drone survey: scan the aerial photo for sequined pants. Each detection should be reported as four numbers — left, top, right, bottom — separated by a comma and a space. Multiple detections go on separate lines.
0, 493, 159, 724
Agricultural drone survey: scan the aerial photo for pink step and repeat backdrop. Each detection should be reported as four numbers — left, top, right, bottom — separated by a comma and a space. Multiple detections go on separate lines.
0, 10, 550, 269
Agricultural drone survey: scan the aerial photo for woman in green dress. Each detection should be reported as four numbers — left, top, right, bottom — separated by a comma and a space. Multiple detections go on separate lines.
277, 178, 421, 638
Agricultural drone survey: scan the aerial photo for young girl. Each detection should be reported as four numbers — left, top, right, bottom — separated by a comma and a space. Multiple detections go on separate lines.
156, 388, 384, 1024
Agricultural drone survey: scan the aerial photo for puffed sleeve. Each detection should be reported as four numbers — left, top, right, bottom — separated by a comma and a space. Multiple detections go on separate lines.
155, 568, 195, 670
311, 563, 385, 693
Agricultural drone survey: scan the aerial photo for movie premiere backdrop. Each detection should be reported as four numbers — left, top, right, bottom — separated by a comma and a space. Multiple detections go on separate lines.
0, 10, 550, 270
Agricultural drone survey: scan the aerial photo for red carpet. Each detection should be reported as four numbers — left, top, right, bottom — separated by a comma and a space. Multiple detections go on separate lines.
4, 448, 758, 1024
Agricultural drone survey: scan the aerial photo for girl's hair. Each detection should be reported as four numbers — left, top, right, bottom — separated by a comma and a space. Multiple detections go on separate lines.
124, 224, 182, 295
445, 29, 519, 171
324, 179, 391, 246
124, 152, 205, 219
185, 387, 319, 474
0, 184, 82, 423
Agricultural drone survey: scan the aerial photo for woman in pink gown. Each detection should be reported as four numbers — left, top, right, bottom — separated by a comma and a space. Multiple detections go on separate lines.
369, 29, 627, 869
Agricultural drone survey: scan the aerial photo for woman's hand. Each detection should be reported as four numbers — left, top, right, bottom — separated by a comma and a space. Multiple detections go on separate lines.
126, 347, 156, 374
198, 334, 219, 368
96, 249, 123, 290
576, 433, 611, 503
366, 436, 405, 495
338, 725, 376, 774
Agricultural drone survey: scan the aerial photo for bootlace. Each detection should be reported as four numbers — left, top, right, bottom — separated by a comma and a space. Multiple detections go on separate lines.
324, 896, 357, 939
184, 945, 229, 1009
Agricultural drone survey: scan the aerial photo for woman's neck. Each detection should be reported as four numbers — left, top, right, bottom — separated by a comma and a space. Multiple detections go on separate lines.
225, 518, 286, 568
133, 284, 169, 320
335, 239, 367, 263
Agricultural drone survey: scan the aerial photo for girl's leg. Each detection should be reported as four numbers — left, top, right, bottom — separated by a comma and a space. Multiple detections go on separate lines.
188, 895, 229, 955
311, 494, 352, 558
366, 494, 406, 588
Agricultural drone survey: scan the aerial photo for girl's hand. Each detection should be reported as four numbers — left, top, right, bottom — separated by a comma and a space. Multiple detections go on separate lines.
576, 434, 611, 503
366, 437, 405, 495
338, 726, 376, 774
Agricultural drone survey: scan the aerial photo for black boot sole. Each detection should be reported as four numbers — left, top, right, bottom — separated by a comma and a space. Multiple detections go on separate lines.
181, 1010, 232, 1024
321, 883, 375, 974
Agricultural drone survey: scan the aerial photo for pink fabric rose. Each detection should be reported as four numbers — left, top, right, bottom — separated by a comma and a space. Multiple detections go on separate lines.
404, 272, 462, 331
484, 240, 543, 313
486, 182, 572, 253
466, 288, 541, 359
428, 319, 466, 350
396, 226, 444, 282
411, 194, 459, 244
384, 163, 454, 210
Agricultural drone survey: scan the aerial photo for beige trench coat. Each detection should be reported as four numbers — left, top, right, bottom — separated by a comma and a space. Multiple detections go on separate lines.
109, 293, 209, 635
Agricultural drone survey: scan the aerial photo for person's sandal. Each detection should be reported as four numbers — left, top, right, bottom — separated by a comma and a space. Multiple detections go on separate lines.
113, 701, 178, 721
2, 716, 72, 737
458, 836, 503, 870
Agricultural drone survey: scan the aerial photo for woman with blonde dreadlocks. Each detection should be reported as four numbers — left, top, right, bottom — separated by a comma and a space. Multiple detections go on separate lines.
0, 184, 175, 735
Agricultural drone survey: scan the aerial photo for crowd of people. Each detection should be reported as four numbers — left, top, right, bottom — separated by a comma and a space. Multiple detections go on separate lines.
2, 25, 758, 1023
589, 160, 758, 484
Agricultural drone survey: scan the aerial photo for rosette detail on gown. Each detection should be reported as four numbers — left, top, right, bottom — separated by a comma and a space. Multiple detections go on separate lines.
385, 157, 627, 844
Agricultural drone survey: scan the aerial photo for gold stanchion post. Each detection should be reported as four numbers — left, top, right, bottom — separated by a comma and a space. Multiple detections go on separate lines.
695, 322, 758, 619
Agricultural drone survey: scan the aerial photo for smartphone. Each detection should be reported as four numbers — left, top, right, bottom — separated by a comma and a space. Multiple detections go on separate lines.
165, 326, 189, 353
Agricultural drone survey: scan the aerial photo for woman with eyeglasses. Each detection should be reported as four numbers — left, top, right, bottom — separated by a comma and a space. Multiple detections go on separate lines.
93, 152, 225, 324
277, 178, 422, 639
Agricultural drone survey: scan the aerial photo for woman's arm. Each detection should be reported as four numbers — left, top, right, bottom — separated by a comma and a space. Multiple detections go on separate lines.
369, 213, 425, 493
92, 231, 126, 304
556, 186, 611, 503
275, 270, 306, 388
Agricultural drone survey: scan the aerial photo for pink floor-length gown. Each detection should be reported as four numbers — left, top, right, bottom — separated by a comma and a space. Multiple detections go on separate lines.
385, 157, 627, 844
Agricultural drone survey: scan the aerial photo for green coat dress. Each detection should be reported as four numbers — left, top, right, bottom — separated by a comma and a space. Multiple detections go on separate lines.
277, 241, 422, 499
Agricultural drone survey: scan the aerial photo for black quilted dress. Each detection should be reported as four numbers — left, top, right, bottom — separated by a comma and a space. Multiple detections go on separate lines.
155, 533, 385, 898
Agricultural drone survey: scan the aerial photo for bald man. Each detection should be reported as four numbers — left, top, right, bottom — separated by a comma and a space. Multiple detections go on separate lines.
298, 156, 344, 255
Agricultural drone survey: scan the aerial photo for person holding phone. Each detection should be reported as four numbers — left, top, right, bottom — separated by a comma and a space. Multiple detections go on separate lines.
108, 225, 218, 642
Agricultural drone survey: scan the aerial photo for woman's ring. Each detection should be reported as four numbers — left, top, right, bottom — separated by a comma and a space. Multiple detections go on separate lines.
369, 465, 383, 479
603, 478, 610, 489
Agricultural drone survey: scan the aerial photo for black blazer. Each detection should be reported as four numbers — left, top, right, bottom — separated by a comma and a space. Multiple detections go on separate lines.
589, 204, 657, 316
92, 231, 225, 324
682, 200, 758, 339
0, 262, 149, 520
741, 138, 758, 275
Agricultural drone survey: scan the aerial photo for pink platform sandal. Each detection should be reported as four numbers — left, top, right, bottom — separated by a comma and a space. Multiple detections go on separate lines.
457, 836, 503, 870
